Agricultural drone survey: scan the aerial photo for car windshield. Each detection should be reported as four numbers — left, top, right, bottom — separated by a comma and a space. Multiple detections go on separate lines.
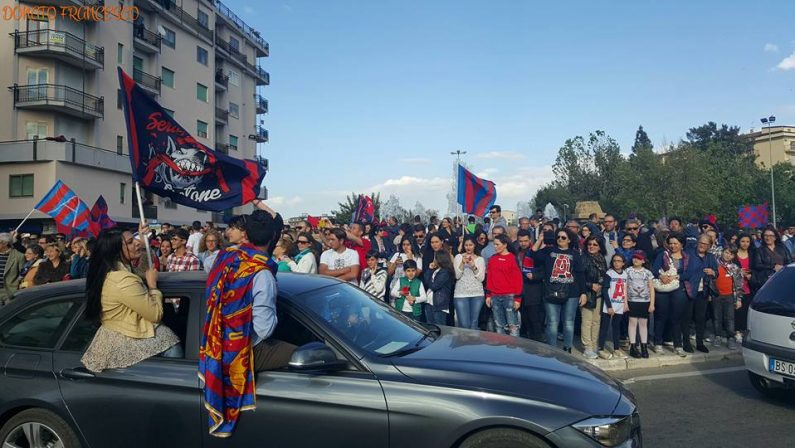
291, 283, 427, 356
751, 266, 795, 318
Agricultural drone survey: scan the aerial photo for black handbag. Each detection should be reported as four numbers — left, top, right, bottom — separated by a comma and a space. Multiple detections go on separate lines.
543, 281, 569, 304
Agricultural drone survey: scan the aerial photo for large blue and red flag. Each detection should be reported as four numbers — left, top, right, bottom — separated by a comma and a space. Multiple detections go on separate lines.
351, 195, 375, 223
34, 180, 92, 233
457, 164, 497, 217
738, 203, 769, 229
118, 68, 267, 212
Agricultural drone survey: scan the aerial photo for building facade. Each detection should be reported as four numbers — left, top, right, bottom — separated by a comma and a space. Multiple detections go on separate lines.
0, 0, 269, 233
747, 126, 795, 168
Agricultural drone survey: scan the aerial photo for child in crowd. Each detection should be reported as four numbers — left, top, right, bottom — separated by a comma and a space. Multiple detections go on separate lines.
390, 259, 427, 320
598, 254, 628, 359
714, 247, 744, 349
627, 251, 655, 358
360, 250, 388, 301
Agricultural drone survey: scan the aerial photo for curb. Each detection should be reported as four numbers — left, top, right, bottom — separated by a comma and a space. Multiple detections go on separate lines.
585, 348, 744, 371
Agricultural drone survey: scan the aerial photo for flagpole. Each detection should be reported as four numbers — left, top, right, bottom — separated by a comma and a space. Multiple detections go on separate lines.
134, 182, 154, 269
13, 208, 36, 234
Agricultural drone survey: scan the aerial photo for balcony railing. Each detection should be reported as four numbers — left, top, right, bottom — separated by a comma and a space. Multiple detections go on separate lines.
215, 69, 229, 88
254, 125, 268, 143
0, 138, 129, 174
133, 68, 161, 95
214, 35, 247, 63
215, 107, 228, 123
144, 0, 212, 41
247, 63, 269, 85
215, 0, 269, 56
133, 24, 162, 52
10, 84, 104, 119
255, 94, 268, 114
11, 29, 104, 69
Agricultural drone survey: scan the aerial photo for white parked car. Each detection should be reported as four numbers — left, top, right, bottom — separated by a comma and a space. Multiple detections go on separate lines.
743, 263, 795, 396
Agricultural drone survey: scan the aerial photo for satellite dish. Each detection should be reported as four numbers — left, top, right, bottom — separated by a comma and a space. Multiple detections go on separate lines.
157, 25, 166, 36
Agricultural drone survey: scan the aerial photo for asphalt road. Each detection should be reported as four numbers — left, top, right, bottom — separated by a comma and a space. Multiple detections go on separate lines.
611, 360, 795, 448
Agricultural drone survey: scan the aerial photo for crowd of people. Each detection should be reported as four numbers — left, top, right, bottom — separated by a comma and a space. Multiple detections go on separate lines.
1, 203, 793, 363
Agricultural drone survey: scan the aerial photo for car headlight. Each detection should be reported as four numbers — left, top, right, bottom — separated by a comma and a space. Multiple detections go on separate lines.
573, 412, 641, 447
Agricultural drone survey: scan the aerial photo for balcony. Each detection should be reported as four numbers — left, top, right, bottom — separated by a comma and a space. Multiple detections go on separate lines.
10, 84, 103, 119
255, 94, 268, 114
215, 0, 269, 57
11, 30, 104, 70
133, 68, 161, 96
139, 0, 212, 42
215, 69, 228, 90
251, 64, 270, 85
215, 143, 230, 154
214, 35, 247, 64
133, 25, 161, 53
215, 107, 229, 125
254, 125, 268, 143
0, 138, 130, 174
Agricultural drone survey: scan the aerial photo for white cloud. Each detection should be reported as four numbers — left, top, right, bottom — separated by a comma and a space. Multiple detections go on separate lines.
476, 168, 499, 178
475, 151, 525, 160
764, 43, 779, 53
268, 196, 303, 207
399, 157, 433, 165
373, 176, 449, 190
775, 52, 795, 71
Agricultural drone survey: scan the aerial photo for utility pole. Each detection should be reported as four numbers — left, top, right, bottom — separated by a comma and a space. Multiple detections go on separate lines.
449, 150, 467, 216
760, 116, 777, 227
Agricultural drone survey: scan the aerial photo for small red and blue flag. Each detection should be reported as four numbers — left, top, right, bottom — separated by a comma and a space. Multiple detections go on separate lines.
118, 67, 267, 212
352, 195, 375, 224
457, 164, 497, 217
738, 203, 769, 229
34, 180, 92, 233
89, 195, 116, 237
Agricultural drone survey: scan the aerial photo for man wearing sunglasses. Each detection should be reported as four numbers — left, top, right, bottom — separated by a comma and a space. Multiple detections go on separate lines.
623, 218, 653, 260
487, 205, 507, 238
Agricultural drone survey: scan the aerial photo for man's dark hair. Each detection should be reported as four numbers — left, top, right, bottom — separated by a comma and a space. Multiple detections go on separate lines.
247, 211, 284, 249
162, 223, 172, 228
173, 228, 190, 241
413, 215, 422, 223
412, 224, 425, 233
328, 227, 347, 242
517, 229, 532, 239
588, 213, 598, 220
402, 259, 418, 271
365, 250, 379, 260
192, 220, 202, 231
468, 216, 475, 223
491, 225, 506, 235
669, 216, 683, 226
490, 205, 501, 213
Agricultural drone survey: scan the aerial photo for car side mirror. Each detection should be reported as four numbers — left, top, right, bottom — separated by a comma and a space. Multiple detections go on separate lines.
288, 342, 346, 371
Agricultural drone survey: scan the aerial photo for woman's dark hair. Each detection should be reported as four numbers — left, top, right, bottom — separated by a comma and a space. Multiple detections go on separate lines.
584, 235, 606, 256
556, 228, 578, 249
399, 235, 419, 255
246, 211, 284, 250
85, 228, 126, 321
398, 223, 412, 235
26, 244, 44, 259
654, 230, 669, 250
434, 249, 455, 275
462, 235, 482, 256
761, 226, 782, 245
622, 233, 637, 243
666, 233, 685, 248
494, 234, 514, 254
610, 253, 626, 269
298, 232, 321, 259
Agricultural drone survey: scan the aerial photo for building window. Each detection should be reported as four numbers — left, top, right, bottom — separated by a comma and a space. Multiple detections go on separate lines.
162, 197, 177, 209
120, 182, 126, 204
25, 122, 47, 140
229, 70, 240, 86
9, 174, 34, 198
790, 141, 795, 151
116, 136, 124, 154
163, 27, 176, 48
196, 83, 208, 102
229, 135, 238, 150
197, 46, 208, 65
117, 43, 123, 64
229, 37, 239, 52
229, 102, 239, 119
197, 120, 208, 138
162, 67, 174, 88
197, 9, 209, 27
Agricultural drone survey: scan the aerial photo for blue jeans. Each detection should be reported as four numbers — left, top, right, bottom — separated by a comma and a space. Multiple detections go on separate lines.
545, 297, 578, 348
424, 304, 447, 326
455, 296, 484, 330
490, 295, 519, 336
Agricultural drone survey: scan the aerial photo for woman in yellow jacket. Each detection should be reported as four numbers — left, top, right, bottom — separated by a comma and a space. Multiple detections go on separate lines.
82, 226, 181, 373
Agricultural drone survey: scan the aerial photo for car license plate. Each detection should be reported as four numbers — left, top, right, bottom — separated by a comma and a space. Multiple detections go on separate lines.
769, 358, 795, 377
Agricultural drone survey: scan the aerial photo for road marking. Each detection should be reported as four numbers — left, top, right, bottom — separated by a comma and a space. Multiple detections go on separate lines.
621, 366, 746, 384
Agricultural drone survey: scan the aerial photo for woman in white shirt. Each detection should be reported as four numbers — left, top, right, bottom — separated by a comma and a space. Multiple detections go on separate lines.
281, 232, 318, 274
453, 235, 486, 329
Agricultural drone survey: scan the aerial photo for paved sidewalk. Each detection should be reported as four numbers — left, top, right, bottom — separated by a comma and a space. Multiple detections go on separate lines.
581, 345, 743, 372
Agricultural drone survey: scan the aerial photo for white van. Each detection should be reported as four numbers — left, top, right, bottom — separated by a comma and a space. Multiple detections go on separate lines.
743, 264, 795, 396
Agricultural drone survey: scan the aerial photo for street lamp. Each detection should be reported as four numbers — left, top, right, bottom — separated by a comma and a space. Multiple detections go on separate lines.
760, 116, 777, 227
563, 203, 569, 222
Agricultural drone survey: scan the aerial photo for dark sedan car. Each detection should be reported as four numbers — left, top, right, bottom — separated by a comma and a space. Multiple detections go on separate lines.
0, 272, 641, 448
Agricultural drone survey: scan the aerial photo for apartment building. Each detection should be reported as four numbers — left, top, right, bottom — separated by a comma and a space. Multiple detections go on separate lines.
0, 0, 269, 233
747, 126, 795, 168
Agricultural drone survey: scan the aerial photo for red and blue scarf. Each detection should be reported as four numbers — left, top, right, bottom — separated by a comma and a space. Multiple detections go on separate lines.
198, 243, 276, 437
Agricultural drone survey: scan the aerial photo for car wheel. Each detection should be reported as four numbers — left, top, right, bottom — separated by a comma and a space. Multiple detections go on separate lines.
458, 428, 550, 448
0, 408, 82, 448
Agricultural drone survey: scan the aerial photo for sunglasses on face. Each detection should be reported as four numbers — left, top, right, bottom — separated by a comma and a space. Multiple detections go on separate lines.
297, 240, 310, 244
626, 227, 638, 231
557, 236, 568, 241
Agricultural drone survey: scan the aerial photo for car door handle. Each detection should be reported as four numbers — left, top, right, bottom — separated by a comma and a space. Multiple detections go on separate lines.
60, 367, 95, 380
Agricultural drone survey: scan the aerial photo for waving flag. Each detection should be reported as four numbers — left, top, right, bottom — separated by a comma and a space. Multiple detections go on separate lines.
738, 203, 769, 229
457, 164, 497, 217
118, 68, 266, 212
35, 180, 92, 232
351, 195, 375, 224
89, 195, 116, 237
